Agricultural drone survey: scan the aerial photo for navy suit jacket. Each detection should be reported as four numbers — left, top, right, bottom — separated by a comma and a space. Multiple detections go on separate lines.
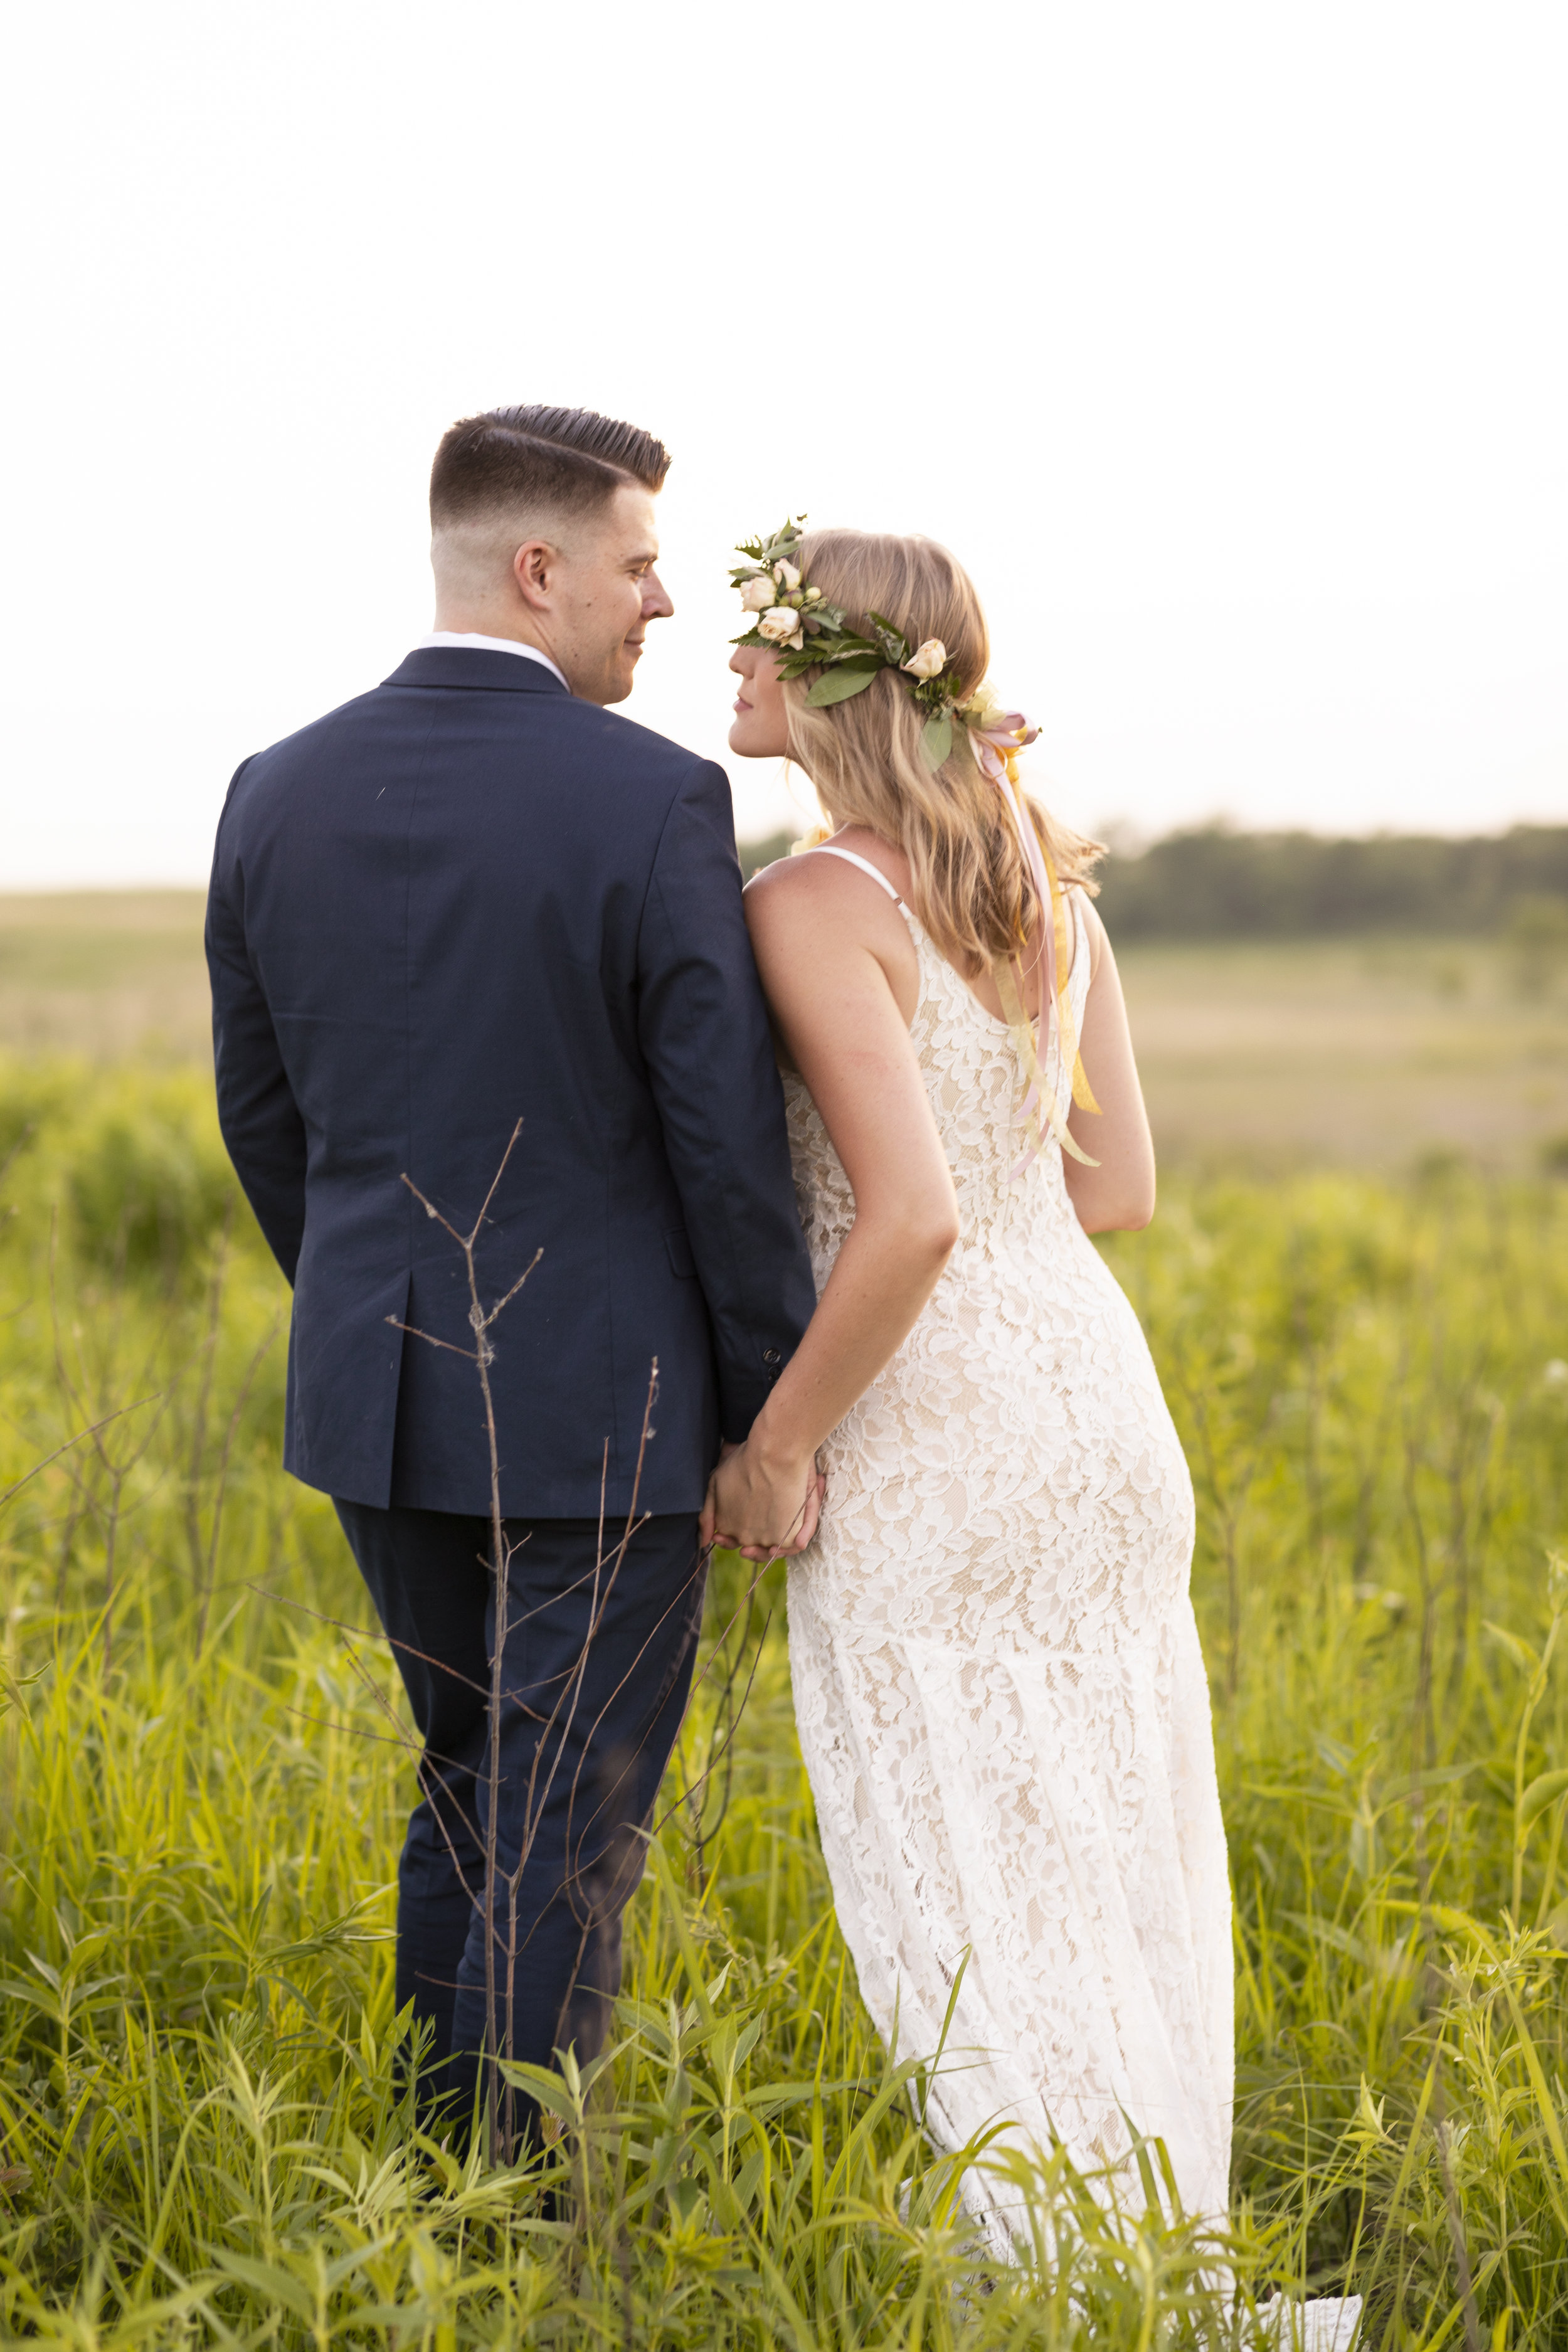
206, 646, 817, 1518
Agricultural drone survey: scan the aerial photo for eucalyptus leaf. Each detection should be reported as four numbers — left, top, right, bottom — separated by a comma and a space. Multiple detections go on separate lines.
807, 667, 882, 707
921, 711, 954, 768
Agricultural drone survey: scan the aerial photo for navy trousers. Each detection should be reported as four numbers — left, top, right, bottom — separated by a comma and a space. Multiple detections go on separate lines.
334, 1500, 706, 2123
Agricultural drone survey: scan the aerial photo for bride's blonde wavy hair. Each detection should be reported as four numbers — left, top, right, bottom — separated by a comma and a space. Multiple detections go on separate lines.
781, 529, 1103, 977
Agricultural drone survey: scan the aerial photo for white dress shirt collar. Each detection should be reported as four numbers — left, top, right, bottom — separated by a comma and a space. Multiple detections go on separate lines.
414, 632, 568, 692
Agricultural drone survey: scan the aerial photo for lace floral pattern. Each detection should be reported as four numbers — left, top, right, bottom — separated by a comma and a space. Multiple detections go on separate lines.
783, 893, 1232, 2242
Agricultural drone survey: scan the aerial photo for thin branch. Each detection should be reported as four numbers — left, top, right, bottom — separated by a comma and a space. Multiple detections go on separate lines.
398, 1173, 469, 1251
470, 1117, 526, 1239
481, 1250, 544, 1330
384, 1318, 477, 1363
0, 1398, 161, 1513
395, 1125, 540, 2161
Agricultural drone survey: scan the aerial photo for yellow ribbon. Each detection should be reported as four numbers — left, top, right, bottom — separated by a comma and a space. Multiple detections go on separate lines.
977, 740, 1100, 1178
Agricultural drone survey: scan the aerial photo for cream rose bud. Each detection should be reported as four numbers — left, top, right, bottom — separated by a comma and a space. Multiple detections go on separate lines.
773, 559, 802, 592
739, 575, 773, 613
902, 638, 948, 681
757, 607, 804, 647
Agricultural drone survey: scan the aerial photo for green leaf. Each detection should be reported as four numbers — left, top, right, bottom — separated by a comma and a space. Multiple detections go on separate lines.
863, 610, 911, 665
1484, 1621, 1540, 1676
732, 2148, 766, 2214
208, 2252, 317, 2321
0, 1979, 63, 2022
921, 711, 953, 768
497, 2058, 584, 2122
1285, 1910, 1373, 1964
807, 667, 881, 707
742, 2078, 861, 2112
668, 2177, 705, 2225
1518, 1768, 1568, 1831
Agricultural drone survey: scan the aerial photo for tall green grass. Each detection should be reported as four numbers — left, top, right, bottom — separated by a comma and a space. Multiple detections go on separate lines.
2, 1058, 1567, 2344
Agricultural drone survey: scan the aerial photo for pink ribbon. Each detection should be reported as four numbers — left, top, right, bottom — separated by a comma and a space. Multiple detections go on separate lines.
970, 712, 1049, 927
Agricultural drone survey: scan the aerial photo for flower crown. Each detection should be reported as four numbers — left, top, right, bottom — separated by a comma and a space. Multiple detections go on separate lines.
731, 516, 984, 771
730, 515, 1105, 1180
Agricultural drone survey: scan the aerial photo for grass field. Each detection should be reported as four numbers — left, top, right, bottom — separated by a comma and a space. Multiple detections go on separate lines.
3, 895, 1568, 2344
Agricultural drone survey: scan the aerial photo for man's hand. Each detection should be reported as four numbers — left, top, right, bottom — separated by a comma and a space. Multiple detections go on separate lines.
699, 1439, 825, 1561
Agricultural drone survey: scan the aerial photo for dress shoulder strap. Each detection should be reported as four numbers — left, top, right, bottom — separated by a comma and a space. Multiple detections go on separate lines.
800, 845, 904, 905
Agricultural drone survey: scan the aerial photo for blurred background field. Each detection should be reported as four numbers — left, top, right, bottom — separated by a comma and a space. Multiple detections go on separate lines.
0, 892, 210, 1065
9, 821, 1568, 1176
1113, 936, 1568, 1174
4, 834, 1568, 2342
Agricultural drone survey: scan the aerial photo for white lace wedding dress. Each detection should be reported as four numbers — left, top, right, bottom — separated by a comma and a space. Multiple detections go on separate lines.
781, 851, 1234, 2249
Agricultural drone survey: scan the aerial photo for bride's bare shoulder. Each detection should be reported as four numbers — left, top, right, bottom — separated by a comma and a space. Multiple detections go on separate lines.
744, 832, 906, 920
744, 838, 919, 1020
744, 854, 861, 963
742, 850, 825, 907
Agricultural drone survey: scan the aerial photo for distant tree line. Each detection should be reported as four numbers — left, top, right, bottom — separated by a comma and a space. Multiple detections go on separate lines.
743, 822, 1568, 940
1093, 822, 1568, 939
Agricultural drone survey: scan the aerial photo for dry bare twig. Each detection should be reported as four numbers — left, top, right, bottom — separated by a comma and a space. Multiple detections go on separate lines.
388, 1120, 544, 2159
0, 1398, 160, 1515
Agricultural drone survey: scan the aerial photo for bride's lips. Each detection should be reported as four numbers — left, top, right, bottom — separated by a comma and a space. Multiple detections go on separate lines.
733, 694, 752, 713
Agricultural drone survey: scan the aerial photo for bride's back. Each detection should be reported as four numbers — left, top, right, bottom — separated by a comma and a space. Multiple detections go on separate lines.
776, 839, 1094, 1274
739, 524, 1157, 1246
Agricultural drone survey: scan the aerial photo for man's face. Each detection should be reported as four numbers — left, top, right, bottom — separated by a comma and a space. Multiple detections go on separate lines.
542, 484, 673, 705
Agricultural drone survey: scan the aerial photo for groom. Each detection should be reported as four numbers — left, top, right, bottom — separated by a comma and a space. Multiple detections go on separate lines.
206, 403, 817, 2127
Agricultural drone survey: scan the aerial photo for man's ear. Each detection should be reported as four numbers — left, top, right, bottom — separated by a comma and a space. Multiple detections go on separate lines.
512, 537, 558, 613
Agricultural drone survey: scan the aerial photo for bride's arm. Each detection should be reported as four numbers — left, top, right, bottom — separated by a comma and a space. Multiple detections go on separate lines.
701, 861, 959, 1557
1060, 897, 1158, 1234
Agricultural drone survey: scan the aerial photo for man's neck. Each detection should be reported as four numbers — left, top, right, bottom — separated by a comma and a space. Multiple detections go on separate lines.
421, 626, 569, 692
432, 612, 555, 657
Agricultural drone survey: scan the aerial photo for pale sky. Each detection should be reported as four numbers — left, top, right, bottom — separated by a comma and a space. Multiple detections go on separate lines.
3, 1, 1565, 887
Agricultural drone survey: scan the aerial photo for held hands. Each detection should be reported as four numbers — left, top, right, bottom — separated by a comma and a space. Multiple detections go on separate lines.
700, 1439, 825, 1562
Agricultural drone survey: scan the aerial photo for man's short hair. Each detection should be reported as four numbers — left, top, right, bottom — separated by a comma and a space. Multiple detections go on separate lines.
430, 404, 672, 531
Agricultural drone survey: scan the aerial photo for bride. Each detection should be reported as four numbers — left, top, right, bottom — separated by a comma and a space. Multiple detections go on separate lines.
699, 521, 1234, 2245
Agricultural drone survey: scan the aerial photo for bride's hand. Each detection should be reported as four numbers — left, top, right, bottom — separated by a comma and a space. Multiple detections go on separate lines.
700, 1440, 824, 1560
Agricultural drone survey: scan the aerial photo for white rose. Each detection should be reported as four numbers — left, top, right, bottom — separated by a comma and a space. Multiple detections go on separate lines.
773, 559, 802, 592
738, 574, 773, 613
757, 607, 805, 649
902, 638, 948, 681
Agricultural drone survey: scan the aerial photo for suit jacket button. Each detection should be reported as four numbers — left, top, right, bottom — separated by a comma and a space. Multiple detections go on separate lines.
762, 1348, 780, 1364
